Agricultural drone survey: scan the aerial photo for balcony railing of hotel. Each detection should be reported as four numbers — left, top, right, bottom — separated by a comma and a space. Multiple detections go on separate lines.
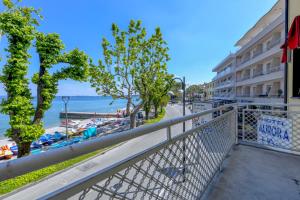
252, 48, 263, 58
1, 103, 300, 199
215, 81, 233, 88
237, 37, 282, 67
266, 38, 281, 50
266, 65, 282, 74
252, 92, 283, 98
236, 75, 250, 82
241, 56, 251, 65
236, 93, 251, 97
252, 70, 264, 78
213, 93, 234, 98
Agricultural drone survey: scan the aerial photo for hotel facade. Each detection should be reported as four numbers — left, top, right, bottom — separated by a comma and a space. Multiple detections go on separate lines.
212, 0, 286, 103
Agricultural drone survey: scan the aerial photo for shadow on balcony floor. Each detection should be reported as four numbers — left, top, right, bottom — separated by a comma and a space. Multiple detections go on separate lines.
206, 145, 300, 200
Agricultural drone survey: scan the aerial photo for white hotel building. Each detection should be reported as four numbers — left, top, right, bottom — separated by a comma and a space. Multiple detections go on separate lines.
212, 1, 285, 103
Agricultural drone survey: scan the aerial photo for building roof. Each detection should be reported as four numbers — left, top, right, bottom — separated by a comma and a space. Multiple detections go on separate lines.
235, 0, 284, 47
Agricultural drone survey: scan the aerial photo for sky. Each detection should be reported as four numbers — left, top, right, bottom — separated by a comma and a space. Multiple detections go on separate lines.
0, 0, 278, 96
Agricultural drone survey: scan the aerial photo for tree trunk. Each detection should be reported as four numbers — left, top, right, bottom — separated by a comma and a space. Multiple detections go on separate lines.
33, 60, 46, 124
130, 103, 143, 129
154, 104, 159, 118
130, 113, 136, 129
17, 142, 32, 158
144, 103, 150, 120
126, 97, 132, 117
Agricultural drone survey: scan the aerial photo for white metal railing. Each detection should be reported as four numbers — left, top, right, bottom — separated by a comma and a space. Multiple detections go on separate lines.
0, 105, 237, 200
2, 103, 300, 199
237, 103, 300, 155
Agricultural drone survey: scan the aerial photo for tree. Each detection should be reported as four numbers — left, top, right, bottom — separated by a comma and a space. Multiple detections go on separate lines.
33, 33, 89, 125
135, 27, 170, 120
186, 84, 204, 100
90, 20, 147, 128
0, 1, 89, 157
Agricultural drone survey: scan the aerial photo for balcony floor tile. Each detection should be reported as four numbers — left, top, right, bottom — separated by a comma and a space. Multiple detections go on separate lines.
206, 145, 300, 200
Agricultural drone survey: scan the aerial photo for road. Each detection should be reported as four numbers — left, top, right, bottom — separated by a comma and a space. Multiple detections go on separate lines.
4, 104, 192, 200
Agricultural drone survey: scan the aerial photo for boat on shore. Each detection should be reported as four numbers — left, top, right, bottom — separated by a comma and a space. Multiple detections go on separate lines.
0, 117, 130, 162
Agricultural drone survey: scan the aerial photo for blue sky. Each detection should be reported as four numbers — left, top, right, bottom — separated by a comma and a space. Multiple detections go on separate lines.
0, 0, 277, 96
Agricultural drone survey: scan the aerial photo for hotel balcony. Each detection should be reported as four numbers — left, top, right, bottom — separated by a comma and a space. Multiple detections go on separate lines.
213, 93, 235, 100
236, 65, 284, 87
236, 38, 284, 71
213, 81, 235, 90
1, 104, 299, 200
212, 68, 234, 81
236, 75, 251, 82
252, 48, 263, 59
267, 37, 281, 50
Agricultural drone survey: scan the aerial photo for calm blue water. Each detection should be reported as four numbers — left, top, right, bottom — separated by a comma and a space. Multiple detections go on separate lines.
0, 96, 137, 139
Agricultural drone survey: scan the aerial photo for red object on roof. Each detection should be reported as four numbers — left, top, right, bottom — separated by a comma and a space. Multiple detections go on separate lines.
281, 15, 300, 63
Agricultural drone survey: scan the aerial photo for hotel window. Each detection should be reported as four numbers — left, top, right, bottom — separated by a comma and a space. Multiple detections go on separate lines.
293, 48, 300, 97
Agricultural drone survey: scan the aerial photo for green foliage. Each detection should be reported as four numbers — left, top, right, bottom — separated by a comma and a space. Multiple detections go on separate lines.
186, 84, 204, 96
145, 108, 166, 124
33, 32, 89, 123
0, 1, 89, 157
90, 20, 146, 101
90, 20, 172, 127
0, 0, 42, 143
0, 147, 114, 195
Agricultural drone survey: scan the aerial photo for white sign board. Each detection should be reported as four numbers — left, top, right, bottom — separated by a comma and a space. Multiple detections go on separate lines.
257, 115, 292, 149
192, 102, 212, 127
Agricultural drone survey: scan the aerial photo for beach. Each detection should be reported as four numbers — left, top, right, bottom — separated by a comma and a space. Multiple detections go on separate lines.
0, 96, 135, 138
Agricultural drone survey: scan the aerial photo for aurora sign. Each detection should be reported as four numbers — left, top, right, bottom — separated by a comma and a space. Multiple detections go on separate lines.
257, 115, 292, 149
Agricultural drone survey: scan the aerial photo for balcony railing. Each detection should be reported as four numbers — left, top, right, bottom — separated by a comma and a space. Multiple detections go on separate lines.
267, 38, 281, 50
236, 75, 250, 82
2, 103, 300, 199
241, 56, 250, 65
252, 70, 264, 78
266, 65, 282, 74
252, 48, 263, 58
0, 105, 237, 199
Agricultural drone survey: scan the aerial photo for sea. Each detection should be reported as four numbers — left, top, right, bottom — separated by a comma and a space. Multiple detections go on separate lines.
0, 96, 136, 139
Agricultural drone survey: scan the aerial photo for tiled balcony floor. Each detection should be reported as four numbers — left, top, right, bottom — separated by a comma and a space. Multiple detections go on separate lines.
206, 145, 300, 200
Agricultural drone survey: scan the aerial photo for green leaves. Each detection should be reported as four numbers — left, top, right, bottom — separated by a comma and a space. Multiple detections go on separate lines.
90, 20, 172, 126
0, 1, 89, 157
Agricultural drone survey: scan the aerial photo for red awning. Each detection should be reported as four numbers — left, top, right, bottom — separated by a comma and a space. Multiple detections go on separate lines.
281, 15, 300, 63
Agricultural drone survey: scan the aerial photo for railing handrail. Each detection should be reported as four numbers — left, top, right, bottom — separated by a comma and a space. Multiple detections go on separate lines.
0, 104, 236, 181
40, 110, 236, 200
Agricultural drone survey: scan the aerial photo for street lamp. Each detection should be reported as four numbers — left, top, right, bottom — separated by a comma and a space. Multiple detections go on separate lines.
62, 96, 70, 139
171, 76, 186, 183
172, 77, 186, 132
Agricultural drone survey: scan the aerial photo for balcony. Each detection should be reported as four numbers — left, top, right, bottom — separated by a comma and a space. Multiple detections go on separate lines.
214, 81, 234, 90
241, 56, 251, 65
236, 75, 250, 82
212, 68, 234, 81
236, 39, 283, 71
252, 48, 263, 58
236, 69, 283, 87
267, 38, 281, 50
266, 65, 282, 74
253, 70, 264, 78
1, 104, 300, 199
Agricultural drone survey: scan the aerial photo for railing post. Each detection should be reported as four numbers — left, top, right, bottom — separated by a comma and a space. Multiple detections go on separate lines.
242, 109, 245, 141
235, 106, 239, 145
167, 126, 171, 140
